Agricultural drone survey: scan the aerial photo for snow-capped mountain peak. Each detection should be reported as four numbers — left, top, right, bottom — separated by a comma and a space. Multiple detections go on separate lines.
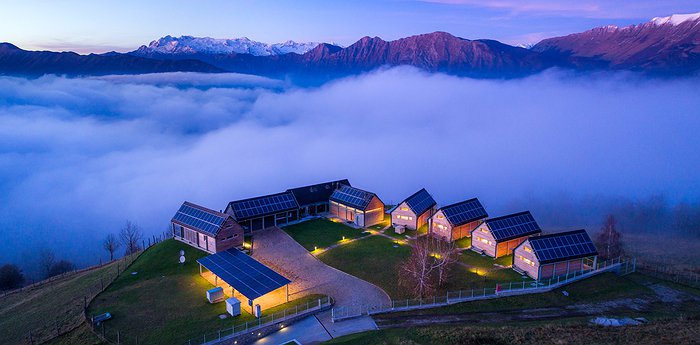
134, 36, 320, 56
651, 12, 700, 26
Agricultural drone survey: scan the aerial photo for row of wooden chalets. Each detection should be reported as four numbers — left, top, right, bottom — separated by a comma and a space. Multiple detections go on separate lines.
169, 179, 599, 312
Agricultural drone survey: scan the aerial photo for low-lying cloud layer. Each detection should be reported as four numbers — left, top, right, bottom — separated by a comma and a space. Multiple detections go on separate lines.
1, 69, 699, 274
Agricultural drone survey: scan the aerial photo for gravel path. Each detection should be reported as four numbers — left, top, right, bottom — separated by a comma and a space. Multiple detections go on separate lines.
251, 227, 391, 308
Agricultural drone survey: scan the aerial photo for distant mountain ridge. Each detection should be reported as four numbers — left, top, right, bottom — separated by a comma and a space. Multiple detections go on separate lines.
132, 35, 321, 57
1, 12, 699, 79
533, 11, 700, 74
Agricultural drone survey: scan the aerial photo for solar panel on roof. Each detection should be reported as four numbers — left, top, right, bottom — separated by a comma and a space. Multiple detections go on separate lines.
486, 212, 542, 242
197, 249, 291, 300
404, 189, 437, 216
330, 185, 375, 210
529, 230, 597, 264
441, 199, 488, 226
230, 192, 299, 221
172, 203, 227, 236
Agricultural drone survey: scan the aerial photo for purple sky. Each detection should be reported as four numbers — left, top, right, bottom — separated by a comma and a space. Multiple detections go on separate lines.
1, 0, 699, 53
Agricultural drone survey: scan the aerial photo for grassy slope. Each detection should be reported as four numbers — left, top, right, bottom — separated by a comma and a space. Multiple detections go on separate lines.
0, 258, 128, 345
88, 239, 323, 345
326, 273, 700, 345
283, 218, 368, 251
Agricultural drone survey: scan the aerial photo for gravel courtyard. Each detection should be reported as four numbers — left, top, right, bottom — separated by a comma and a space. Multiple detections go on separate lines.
251, 227, 390, 309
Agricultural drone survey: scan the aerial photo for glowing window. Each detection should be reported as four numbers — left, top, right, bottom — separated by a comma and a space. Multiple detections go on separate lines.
437, 215, 444, 219
400, 207, 409, 211
519, 255, 535, 266
480, 228, 489, 233
524, 246, 532, 253
436, 224, 447, 230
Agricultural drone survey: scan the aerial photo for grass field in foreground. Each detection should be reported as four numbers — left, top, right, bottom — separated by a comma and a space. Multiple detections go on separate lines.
0, 256, 130, 345
88, 239, 324, 345
324, 318, 700, 345
283, 218, 368, 251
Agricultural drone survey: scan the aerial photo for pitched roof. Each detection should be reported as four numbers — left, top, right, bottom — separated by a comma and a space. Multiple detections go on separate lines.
227, 192, 299, 222
287, 179, 350, 206
171, 201, 230, 236
484, 211, 542, 242
330, 185, 378, 210
439, 198, 488, 227
400, 188, 437, 216
197, 249, 291, 300
527, 230, 598, 264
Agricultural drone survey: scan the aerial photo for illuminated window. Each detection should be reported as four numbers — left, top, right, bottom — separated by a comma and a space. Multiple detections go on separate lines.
400, 207, 409, 211
399, 215, 411, 220
477, 237, 492, 245
436, 224, 447, 230
524, 246, 532, 253
480, 228, 489, 233
437, 215, 444, 219
518, 255, 535, 266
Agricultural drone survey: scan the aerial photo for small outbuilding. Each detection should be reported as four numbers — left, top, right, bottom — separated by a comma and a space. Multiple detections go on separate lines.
225, 192, 300, 233
471, 211, 542, 258
171, 201, 244, 254
512, 229, 598, 280
429, 198, 488, 242
329, 185, 385, 227
391, 188, 437, 230
287, 179, 350, 217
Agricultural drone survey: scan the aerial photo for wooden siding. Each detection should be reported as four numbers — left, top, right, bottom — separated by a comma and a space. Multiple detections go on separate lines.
430, 210, 452, 240
331, 195, 384, 227
495, 237, 528, 258
214, 217, 244, 252
471, 222, 497, 256
391, 201, 417, 229
513, 239, 540, 279
451, 220, 481, 241
417, 206, 437, 230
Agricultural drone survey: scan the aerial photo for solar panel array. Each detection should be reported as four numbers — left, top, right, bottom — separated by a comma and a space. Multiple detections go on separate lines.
172, 203, 226, 236
229, 192, 298, 221
441, 198, 488, 226
330, 185, 375, 210
486, 212, 541, 241
404, 188, 436, 216
529, 230, 597, 264
197, 249, 291, 300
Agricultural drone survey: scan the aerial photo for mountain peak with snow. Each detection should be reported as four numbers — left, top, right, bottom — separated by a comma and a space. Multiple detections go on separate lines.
133, 35, 321, 56
651, 12, 700, 26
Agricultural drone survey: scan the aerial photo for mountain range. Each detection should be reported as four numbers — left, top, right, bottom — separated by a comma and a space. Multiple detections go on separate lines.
1, 12, 698, 79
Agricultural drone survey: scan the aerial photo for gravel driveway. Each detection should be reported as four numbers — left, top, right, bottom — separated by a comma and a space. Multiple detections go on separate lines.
251, 227, 390, 309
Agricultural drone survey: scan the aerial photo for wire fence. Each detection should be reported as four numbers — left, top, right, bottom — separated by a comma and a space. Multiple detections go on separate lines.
636, 261, 700, 288
177, 296, 333, 345
9, 242, 154, 345
332, 256, 635, 321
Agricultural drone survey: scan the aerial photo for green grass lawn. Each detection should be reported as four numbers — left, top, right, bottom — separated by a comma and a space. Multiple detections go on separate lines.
495, 254, 514, 267
283, 218, 368, 251
0, 255, 131, 345
383, 226, 417, 240
457, 249, 500, 268
368, 213, 392, 230
318, 236, 412, 298
454, 237, 471, 248
440, 264, 532, 293
88, 239, 324, 345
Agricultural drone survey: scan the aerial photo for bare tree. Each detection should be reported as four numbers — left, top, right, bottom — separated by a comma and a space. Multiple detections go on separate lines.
38, 248, 56, 279
120, 221, 143, 255
431, 236, 459, 286
103, 233, 121, 261
595, 214, 624, 259
399, 237, 436, 299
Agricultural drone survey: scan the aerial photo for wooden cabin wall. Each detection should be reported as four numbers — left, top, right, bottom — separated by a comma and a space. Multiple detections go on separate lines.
391, 201, 417, 229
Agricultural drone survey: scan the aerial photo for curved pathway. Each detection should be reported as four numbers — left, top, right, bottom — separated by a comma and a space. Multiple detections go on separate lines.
251, 227, 390, 309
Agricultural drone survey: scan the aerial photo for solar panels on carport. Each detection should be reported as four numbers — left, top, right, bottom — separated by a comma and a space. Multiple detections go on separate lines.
172, 202, 227, 236
441, 198, 488, 226
197, 249, 291, 300
529, 230, 597, 264
486, 211, 542, 242
403, 188, 437, 216
229, 192, 299, 221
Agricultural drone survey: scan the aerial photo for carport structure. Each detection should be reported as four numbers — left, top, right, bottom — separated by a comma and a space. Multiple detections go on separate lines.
197, 249, 292, 313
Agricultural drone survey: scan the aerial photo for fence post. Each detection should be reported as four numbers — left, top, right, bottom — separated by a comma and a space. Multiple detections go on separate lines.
117, 331, 120, 345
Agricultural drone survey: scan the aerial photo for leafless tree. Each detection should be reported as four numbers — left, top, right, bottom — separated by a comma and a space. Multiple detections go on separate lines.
430, 236, 459, 286
120, 220, 143, 255
103, 233, 121, 261
38, 248, 56, 279
399, 237, 436, 299
595, 214, 624, 259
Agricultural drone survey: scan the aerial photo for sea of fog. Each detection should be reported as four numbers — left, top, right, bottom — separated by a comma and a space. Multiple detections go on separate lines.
1, 68, 699, 276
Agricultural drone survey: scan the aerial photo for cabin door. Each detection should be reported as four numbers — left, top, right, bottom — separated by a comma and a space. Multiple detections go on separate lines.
355, 213, 364, 227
